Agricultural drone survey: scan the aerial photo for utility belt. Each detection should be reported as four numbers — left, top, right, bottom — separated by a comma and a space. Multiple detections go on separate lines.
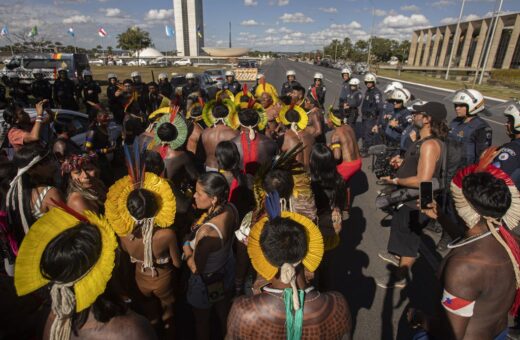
362, 113, 378, 120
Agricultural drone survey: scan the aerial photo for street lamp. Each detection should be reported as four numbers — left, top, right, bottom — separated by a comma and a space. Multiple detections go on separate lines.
445, 0, 466, 80
478, 0, 503, 85
367, 1, 376, 68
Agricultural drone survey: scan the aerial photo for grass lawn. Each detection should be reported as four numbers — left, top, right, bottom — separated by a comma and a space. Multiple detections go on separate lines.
376, 69, 520, 101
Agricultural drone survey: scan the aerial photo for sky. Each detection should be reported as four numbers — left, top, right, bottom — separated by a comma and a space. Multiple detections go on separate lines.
0, 0, 519, 53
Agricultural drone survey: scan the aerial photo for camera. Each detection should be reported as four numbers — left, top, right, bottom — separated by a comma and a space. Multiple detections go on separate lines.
368, 144, 400, 179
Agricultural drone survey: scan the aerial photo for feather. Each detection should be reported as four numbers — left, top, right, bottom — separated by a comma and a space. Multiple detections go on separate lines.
476, 147, 499, 173
51, 198, 88, 222
198, 97, 205, 107
133, 140, 140, 183
123, 145, 135, 184
265, 191, 281, 220
247, 97, 256, 109
243, 84, 248, 95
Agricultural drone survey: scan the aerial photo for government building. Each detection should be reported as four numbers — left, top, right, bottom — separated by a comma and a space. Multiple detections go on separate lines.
173, 0, 204, 57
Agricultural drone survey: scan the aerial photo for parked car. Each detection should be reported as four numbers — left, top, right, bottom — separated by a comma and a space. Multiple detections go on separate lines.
173, 58, 192, 66
204, 69, 226, 89
89, 59, 105, 66
0, 108, 122, 160
237, 60, 256, 68
171, 75, 187, 93
127, 59, 148, 66
149, 57, 171, 67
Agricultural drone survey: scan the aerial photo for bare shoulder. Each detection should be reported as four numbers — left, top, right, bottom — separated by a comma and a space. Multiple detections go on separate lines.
105, 311, 157, 340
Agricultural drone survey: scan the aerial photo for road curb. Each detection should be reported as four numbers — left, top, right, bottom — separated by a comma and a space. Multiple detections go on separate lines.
378, 75, 507, 103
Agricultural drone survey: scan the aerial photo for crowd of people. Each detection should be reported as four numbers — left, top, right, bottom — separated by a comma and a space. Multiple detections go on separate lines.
0, 63, 520, 340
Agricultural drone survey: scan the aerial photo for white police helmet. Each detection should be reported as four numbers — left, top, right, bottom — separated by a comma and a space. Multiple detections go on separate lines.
504, 101, 520, 134
158, 73, 168, 80
225, 70, 235, 77
286, 70, 296, 77
186, 73, 195, 79
341, 67, 352, 76
452, 89, 485, 116
130, 71, 140, 78
7, 72, 18, 79
383, 81, 404, 94
388, 88, 411, 106
313, 72, 323, 80
348, 78, 360, 86
107, 73, 117, 80
256, 73, 264, 80
364, 73, 377, 83
82, 69, 92, 77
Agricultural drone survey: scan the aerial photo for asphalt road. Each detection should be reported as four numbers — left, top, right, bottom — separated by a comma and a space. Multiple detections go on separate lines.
261, 59, 512, 340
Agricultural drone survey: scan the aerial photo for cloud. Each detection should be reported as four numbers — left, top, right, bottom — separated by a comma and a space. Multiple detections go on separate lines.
440, 14, 480, 25
401, 5, 420, 12
241, 19, 259, 26
100, 8, 122, 17
244, 0, 257, 6
279, 12, 314, 23
431, 0, 455, 8
319, 7, 338, 13
377, 14, 430, 40
63, 15, 93, 24
144, 9, 174, 21
277, 0, 290, 6
307, 21, 369, 46
374, 9, 387, 16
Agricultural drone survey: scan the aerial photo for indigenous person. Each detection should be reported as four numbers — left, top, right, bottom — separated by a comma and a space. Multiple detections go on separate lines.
61, 153, 106, 214
185, 96, 206, 160
6, 143, 62, 243
52, 120, 82, 162
308, 72, 326, 108
360, 73, 383, 156
278, 104, 314, 169
493, 100, 520, 190
151, 107, 199, 186
327, 108, 362, 183
183, 172, 239, 340
3, 100, 51, 151
14, 206, 156, 340
420, 156, 520, 340
280, 70, 301, 97
223, 71, 242, 96
227, 194, 352, 339
85, 108, 114, 186
254, 75, 278, 101
231, 104, 276, 176
106, 163, 181, 330
304, 90, 325, 143
30, 69, 53, 104
145, 82, 164, 115
78, 69, 101, 120
53, 68, 78, 110
377, 102, 447, 288
200, 99, 239, 171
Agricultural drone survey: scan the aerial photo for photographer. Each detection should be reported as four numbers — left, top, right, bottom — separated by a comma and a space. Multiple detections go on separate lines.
376, 102, 448, 289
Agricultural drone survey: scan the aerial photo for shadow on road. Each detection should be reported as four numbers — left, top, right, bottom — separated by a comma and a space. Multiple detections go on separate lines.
330, 205, 376, 336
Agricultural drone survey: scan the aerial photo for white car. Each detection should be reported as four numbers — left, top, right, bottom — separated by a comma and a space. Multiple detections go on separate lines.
127, 59, 148, 66
89, 59, 105, 66
173, 58, 192, 66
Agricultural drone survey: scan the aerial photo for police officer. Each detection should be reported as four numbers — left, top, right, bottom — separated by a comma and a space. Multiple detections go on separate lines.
30, 69, 53, 105
222, 70, 242, 95
182, 73, 203, 109
144, 82, 163, 115
106, 73, 124, 124
448, 89, 492, 169
6, 72, 30, 106
79, 69, 101, 120
53, 68, 78, 110
360, 72, 383, 156
158, 72, 172, 99
0, 75, 8, 109
280, 70, 301, 96
383, 88, 412, 149
308, 72, 326, 108
342, 78, 363, 126
338, 67, 352, 107
493, 101, 520, 190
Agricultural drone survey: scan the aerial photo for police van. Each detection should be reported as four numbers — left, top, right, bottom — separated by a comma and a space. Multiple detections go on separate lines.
1, 53, 89, 83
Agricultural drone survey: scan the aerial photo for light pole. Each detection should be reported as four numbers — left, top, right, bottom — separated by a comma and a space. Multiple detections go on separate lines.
366, 1, 376, 68
472, 0, 500, 87
445, 0, 466, 80
478, 0, 503, 85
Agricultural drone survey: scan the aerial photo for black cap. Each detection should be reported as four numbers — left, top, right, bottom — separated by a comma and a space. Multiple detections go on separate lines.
412, 102, 447, 122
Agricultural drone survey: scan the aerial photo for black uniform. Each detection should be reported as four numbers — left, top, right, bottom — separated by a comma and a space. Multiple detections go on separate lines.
223, 80, 242, 96
280, 80, 301, 97
493, 138, 520, 191
361, 86, 384, 150
0, 83, 6, 109
145, 92, 163, 115
107, 83, 124, 124
158, 80, 172, 98
53, 78, 78, 110
308, 85, 326, 108
182, 82, 203, 108
8, 81, 30, 106
133, 81, 148, 113
79, 79, 102, 119
31, 79, 53, 104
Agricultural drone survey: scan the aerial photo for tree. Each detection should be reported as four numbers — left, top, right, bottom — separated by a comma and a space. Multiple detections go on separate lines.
117, 27, 152, 55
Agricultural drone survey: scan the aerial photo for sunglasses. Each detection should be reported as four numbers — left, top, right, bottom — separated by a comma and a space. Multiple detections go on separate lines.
454, 103, 466, 108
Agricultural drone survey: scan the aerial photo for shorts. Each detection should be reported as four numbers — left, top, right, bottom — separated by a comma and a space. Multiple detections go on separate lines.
135, 268, 175, 305
336, 158, 362, 182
